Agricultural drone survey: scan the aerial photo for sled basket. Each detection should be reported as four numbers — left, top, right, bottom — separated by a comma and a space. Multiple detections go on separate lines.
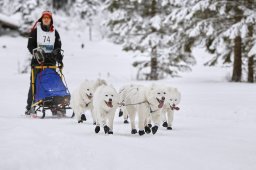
35, 68, 70, 102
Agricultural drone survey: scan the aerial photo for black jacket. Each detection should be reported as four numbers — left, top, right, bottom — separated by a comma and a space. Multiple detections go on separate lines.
27, 24, 62, 66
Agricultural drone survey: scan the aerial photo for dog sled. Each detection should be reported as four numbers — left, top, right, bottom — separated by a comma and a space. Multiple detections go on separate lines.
30, 47, 71, 118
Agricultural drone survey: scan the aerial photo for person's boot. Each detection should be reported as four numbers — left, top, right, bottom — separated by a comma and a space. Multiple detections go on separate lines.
25, 105, 32, 115
25, 109, 31, 115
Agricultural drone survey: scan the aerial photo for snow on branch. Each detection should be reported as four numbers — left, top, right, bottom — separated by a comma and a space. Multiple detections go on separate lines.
0, 13, 19, 29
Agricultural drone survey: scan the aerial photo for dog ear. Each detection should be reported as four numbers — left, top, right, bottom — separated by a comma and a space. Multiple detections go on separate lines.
96, 79, 107, 86
101, 79, 107, 85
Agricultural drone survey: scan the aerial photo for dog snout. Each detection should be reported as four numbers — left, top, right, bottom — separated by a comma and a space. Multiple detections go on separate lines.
109, 98, 112, 102
162, 97, 165, 101
90, 93, 92, 96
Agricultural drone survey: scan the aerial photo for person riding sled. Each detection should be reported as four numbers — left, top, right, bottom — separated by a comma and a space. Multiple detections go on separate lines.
25, 11, 64, 117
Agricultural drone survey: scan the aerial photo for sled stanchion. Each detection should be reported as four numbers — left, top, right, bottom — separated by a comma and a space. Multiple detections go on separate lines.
32, 67, 35, 101
60, 68, 63, 79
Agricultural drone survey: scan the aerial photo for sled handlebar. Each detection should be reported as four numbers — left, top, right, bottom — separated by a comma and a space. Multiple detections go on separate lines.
31, 66, 62, 69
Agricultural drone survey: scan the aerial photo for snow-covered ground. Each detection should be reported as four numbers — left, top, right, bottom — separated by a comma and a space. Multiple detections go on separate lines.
0, 29, 256, 170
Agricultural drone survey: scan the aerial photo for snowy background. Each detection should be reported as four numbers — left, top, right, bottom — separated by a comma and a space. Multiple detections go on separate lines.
1, 1, 256, 170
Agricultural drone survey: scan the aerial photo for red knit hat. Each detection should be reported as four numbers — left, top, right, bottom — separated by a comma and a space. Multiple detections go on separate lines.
41, 11, 52, 19
31, 11, 54, 32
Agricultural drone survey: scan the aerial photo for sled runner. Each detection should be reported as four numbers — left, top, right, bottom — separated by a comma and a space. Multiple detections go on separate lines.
30, 48, 71, 118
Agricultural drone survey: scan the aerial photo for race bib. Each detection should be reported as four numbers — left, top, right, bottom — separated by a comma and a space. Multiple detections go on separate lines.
37, 23, 55, 53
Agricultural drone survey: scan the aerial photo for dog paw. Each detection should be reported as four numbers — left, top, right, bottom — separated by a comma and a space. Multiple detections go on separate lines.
167, 127, 172, 130
139, 130, 145, 136
108, 131, 113, 135
162, 121, 168, 127
152, 126, 158, 135
119, 110, 123, 117
145, 126, 151, 134
148, 123, 152, 128
78, 120, 83, 123
81, 114, 87, 121
95, 126, 100, 133
131, 129, 137, 134
124, 120, 129, 124
104, 125, 110, 134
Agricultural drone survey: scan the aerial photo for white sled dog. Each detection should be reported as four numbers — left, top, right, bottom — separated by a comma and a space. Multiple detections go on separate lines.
162, 87, 181, 130
71, 79, 106, 123
93, 85, 119, 134
121, 84, 167, 136
118, 84, 142, 124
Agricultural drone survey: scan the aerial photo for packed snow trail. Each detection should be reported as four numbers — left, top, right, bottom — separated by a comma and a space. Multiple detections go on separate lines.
0, 31, 256, 170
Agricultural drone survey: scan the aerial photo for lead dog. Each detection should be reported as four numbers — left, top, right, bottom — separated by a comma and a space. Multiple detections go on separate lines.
93, 85, 119, 134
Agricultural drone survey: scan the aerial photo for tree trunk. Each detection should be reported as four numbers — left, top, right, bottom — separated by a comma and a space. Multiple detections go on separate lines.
247, 24, 254, 82
247, 1, 254, 82
248, 56, 254, 82
231, 5, 243, 82
150, 46, 158, 80
231, 36, 242, 82
149, 0, 158, 80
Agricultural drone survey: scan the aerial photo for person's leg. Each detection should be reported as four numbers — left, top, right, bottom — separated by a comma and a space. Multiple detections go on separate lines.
25, 68, 39, 114
25, 72, 33, 112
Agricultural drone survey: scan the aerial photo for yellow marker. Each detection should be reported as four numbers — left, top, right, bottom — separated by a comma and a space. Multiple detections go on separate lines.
31, 68, 35, 101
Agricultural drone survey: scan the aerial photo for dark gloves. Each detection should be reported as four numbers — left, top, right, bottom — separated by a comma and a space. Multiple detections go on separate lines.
56, 52, 63, 63
34, 48, 45, 64
52, 48, 63, 63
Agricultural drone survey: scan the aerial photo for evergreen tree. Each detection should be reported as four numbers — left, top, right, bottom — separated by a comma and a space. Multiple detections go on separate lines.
18, 0, 39, 35
70, 0, 101, 41
173, 0, 256, 82
104, 0, 196, 80
0, 0, 22, 15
